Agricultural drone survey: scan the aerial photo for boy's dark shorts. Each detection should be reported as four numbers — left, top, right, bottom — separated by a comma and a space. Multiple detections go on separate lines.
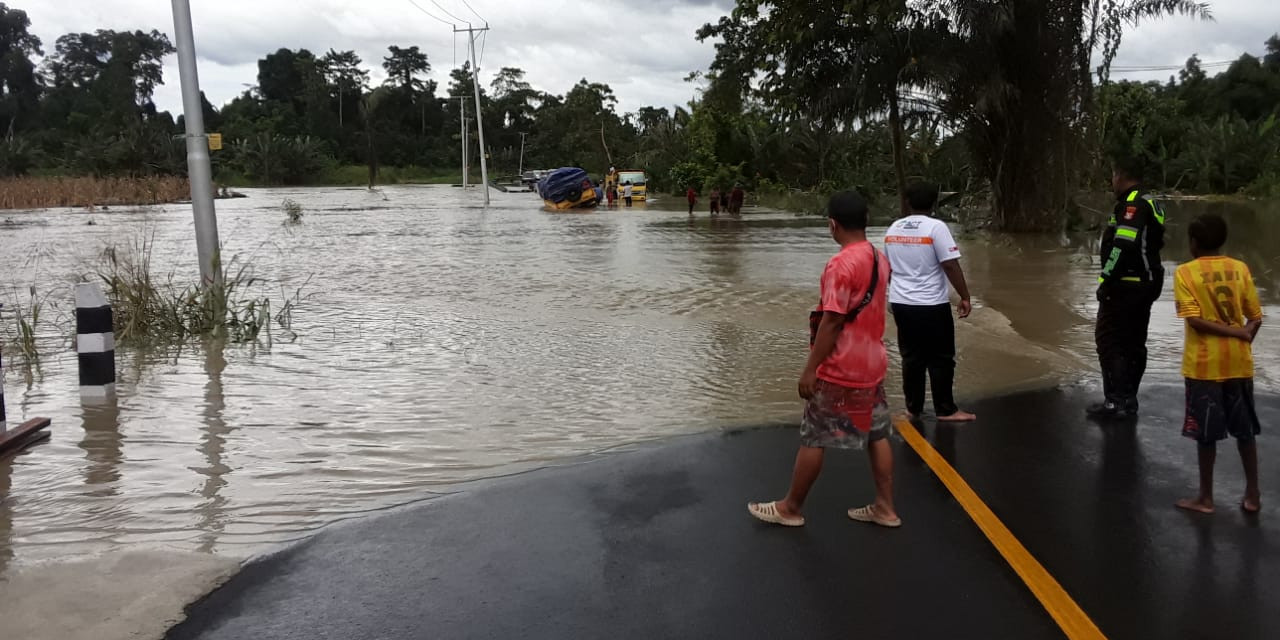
1183, 378, 1261, 446
800, 380, 891, 450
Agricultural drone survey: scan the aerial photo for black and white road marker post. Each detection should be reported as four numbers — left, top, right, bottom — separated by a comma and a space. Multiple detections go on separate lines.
75, 283, 116, 398
1, 338, 7, 431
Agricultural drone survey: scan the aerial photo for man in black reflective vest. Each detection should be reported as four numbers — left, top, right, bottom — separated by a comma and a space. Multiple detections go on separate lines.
1088, 158, 1167, 419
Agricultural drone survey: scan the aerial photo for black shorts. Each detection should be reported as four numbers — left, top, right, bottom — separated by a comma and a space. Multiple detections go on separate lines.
1182, 378, 1261, 446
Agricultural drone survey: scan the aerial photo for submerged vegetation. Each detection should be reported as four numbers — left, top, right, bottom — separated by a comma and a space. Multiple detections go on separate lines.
1, 286, 46, 362
0, 176, 190, 209
282, 198, 303, 224
1, 236, 310, 363
96, 236, 304, 344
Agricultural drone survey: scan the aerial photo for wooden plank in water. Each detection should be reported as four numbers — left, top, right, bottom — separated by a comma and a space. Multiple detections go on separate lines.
0, 417, 52, 455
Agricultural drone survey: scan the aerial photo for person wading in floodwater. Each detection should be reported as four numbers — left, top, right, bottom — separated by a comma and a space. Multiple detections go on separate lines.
748, 191, 900, 529
686, 186, 698, 215
623, 181, 634, 208
1089, 157, 1167, 419
884, 182, 976, 422
729, 183, 745, 216
709, 187, 721, 216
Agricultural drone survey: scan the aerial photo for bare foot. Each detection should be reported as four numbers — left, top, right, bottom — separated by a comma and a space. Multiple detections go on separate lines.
938, 410, 977, 422
1176, 497, 1216, 514
1242, 494, 1262, 514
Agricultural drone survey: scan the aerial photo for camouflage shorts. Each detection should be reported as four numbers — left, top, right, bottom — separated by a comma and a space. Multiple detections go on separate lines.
800, 380, 892, 450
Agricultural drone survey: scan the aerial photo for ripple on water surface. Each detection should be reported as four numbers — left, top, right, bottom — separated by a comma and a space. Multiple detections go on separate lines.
1, 187, 1278, 570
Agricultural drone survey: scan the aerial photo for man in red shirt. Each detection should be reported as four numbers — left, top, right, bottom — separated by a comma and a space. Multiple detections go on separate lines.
749, 191, 900, 528
686, 186, 698, 215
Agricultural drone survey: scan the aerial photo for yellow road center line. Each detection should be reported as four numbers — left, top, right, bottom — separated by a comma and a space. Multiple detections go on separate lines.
894, 418, 1107, 640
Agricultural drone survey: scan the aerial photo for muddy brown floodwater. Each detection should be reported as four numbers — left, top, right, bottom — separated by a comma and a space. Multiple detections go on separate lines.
0, 187, 1277, 638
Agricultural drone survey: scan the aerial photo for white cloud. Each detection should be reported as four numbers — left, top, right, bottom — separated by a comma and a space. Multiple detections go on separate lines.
1108, 2, 1280, 82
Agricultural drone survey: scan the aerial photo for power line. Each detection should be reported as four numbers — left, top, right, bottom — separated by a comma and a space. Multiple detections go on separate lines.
478, 30, 487, 69
458, 0, 486, 23
406, 0, 456, 26
1111, 60, 1232, 72
427, 0, 468, 24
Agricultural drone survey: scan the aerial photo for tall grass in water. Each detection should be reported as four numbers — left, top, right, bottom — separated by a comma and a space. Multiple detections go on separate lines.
2, 286, 47, 362
97, 236, 274, 344
0, 176, 190, 210
283, 198, 303, 224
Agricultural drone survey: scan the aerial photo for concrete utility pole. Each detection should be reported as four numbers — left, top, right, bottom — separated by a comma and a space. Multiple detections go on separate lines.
455, 25, 490, 204
459, 97, 468, 189
170, 0, 221, 284
518, 132, 528, 176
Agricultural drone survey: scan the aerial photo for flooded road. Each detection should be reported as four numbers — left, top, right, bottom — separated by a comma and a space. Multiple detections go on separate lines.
1, 186, 1277, 577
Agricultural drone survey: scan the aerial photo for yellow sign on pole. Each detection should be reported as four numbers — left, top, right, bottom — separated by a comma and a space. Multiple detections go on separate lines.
208, 133, 222, 151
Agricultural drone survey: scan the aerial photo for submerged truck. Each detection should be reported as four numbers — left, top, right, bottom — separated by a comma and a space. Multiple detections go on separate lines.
606, 169, 649, 202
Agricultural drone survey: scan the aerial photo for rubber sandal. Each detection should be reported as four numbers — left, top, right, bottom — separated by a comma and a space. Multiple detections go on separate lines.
847, 505, 902, 528
748, 501, 805, 527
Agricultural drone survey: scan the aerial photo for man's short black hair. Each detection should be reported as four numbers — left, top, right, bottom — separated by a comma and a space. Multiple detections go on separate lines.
1112, 156, 1146, 183
827, 191, 869, 231
1188, 214, 1228, 252
905, 182, 939, 212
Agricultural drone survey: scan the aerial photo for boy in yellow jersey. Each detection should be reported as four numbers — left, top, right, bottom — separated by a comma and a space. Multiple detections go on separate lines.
1174, 214, 1264, 514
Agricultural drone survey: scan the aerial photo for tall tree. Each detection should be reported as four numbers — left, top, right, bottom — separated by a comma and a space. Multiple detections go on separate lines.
320, 49, 368, 127
0, 3, 42, 138
46, 29, 174, 107
943, 0, 1211, 230
1265, 34, 1280, 70
257, 48, 316, 104
699, 0, 946, 213
383, 45, 430, 93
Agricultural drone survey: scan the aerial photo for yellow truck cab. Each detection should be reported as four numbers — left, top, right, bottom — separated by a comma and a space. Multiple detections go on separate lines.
614, 170, 648, 201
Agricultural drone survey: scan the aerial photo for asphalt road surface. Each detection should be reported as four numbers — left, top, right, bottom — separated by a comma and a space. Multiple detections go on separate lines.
167, 383, 1280, 640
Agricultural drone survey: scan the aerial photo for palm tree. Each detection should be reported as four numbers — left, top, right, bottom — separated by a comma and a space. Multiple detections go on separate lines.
938, 0, 1212, 230
360, 88, 390, 188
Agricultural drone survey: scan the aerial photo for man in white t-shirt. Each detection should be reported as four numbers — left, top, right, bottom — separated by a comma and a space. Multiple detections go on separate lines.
883, 182, 976, 422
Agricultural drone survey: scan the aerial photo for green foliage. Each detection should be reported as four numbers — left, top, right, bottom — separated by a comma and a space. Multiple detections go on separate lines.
1, 0, 1274, 213
1099, 50, 1280, 195
667, 161, 708, 193
0, 137, 37, 175
225, 134, 331, 185
383, 46, 430, 92
0, 3, 43, 135
698, 0, 1214, 230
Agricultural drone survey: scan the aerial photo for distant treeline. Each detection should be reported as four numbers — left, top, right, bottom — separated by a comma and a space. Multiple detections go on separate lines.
0, 2, 1278, 226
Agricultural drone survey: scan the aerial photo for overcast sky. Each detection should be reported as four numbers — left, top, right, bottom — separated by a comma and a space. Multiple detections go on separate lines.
21, 0, 1280, 117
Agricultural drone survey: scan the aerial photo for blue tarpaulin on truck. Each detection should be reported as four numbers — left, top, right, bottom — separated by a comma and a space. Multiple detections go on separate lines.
537, 168, 592, 203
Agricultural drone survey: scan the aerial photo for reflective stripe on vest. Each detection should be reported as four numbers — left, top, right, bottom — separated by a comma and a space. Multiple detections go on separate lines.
1146, 196, 1166, 225
1115, 226, 1139, 240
